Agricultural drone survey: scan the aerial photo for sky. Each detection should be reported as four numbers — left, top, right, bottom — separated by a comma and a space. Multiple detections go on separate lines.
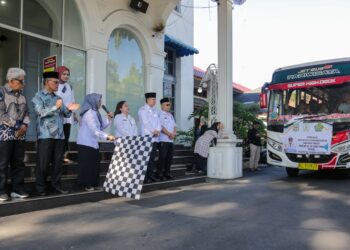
193, 0, 350, 90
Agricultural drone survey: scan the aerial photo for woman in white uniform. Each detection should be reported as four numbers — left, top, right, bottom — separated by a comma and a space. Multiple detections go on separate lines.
77, 93, 115, 191
113, 101, 138, 137
55, 66, 78, 163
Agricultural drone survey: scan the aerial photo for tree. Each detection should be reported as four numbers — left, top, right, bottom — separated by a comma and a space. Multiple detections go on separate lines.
176, 101, 265, 146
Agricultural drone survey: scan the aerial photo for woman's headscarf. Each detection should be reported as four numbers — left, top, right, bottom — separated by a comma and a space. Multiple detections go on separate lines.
56, 66, 70, 83
80, 93, 103, 128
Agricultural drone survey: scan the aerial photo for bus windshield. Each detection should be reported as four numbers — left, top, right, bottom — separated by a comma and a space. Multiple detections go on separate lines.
268, 82, 350, 124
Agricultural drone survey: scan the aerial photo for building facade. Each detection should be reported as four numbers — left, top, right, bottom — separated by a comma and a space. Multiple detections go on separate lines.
0, 0, 197, 140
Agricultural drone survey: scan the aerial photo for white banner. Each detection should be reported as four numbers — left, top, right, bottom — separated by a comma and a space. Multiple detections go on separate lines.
283, 122, 332, 155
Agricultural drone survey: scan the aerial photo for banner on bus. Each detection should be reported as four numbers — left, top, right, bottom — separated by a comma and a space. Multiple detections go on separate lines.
283, 122, 332, 155
268, 76, 350, 90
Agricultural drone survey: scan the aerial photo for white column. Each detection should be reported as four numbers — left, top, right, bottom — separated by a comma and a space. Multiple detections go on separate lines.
217, 0, 233, 134
207, 0, 243, 179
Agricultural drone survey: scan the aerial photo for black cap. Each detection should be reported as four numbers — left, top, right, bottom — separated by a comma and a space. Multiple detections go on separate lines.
160, 97, 170, 104
145, 92, 156, 99
43, 71, 59, 79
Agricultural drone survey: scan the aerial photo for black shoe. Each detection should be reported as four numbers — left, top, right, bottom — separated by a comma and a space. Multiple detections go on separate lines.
52, 188, 69, 194
0, 193, 10, 202
149, 176, 158, 182
164, 174, 174, 180
144, 178, 153, 184
37, 191, 47, 197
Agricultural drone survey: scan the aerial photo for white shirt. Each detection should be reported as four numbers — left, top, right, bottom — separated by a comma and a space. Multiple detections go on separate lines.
159, 110, 176, 143
77, 109, 110, 149
55, 82, 75, 124
138, 104, 161, 142
113, 113, 138, 137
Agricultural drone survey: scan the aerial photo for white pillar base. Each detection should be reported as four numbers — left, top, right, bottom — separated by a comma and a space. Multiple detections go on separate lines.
207, 138, 243, 179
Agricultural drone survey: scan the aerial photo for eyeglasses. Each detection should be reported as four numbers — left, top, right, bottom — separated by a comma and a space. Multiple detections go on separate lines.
49, 79, 59, 84
13, 78, 25, 84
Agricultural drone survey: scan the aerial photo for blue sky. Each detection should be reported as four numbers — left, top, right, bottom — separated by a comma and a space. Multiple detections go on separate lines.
193, 0, 350, 90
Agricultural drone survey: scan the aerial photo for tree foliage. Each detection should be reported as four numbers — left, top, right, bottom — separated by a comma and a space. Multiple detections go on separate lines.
176, 101, 265, 146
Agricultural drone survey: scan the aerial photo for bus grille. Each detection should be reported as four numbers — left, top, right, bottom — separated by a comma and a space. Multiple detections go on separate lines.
286, 153, 336, 163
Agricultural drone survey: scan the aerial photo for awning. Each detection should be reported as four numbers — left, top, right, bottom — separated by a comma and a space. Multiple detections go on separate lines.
165, 34, 199, 58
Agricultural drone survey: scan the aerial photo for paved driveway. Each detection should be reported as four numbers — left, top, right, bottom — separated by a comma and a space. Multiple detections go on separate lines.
1, 166, 350, 250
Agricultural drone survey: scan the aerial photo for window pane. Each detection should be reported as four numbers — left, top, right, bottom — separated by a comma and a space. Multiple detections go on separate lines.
64, 0, 84, 48
106, 29, 145, 123
63, 46, 86, 140
23, 0, 62, 40
0, 28, 20, 84
0, 0, 21, 27
22, 35, 62, 140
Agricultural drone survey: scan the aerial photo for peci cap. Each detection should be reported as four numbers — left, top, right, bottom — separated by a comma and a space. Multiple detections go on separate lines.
160, 97, 170, 104
43, 71, 59, 79
145, 92, 156, 99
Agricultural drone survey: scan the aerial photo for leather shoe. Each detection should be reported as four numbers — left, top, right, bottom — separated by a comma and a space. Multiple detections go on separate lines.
52, 188, 69, 194
164, 174, 174, 180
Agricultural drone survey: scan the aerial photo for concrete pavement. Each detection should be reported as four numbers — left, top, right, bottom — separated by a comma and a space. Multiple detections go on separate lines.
1, 166, 350, 250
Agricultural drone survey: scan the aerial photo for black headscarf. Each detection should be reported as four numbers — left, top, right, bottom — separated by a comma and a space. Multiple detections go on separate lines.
206, 122, 221, 134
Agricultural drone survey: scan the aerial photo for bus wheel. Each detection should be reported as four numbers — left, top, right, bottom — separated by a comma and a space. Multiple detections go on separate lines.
286, 167, 299, 177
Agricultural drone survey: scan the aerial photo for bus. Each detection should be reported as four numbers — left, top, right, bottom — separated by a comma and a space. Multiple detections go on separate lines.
261, 58, 350, 177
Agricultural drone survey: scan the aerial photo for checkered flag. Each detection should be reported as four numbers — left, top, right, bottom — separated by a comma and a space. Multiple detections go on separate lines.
103, 135, 153, 199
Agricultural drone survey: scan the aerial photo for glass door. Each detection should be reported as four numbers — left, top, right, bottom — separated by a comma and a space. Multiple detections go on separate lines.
0, 28, 20, 84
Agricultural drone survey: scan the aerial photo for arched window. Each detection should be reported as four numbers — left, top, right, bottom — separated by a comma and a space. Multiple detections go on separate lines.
106, 28, 145, 120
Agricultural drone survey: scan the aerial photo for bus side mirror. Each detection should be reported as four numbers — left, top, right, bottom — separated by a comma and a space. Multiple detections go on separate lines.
260, 93, 267, 109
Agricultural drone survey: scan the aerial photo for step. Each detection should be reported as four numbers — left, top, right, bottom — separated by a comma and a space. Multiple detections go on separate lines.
0, 175, 207, 217
24, 141, 191, 151
17, 166, 189, 193
24, 149, 194, 163
22, 161, 192, 178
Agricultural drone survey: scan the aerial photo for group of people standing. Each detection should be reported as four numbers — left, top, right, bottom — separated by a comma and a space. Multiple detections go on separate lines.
0, 66, 176, 202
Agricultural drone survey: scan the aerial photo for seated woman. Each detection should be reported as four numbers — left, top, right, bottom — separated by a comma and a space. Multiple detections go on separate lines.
193, 122, 225, 174
113, 101, 138, 137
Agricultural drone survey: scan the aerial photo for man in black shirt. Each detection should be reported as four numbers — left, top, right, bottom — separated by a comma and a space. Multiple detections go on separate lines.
247, 121, 262, 171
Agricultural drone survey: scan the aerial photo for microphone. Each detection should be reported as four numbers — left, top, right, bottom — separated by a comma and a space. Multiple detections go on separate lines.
101, 105, 110, 114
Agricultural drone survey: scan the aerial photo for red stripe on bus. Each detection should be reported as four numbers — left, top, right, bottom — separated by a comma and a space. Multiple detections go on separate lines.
268, 76, 350, 90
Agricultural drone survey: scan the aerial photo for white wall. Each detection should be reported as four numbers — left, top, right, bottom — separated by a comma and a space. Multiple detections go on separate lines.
75, 0, 195, 131
166, 1, 195, 131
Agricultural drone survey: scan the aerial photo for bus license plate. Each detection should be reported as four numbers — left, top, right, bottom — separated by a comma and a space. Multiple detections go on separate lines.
298, 163, 318, 171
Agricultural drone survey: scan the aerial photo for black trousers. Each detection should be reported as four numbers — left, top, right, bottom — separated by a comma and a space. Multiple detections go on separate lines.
77, 144, 100, 188
158, 142, 174, 176
63, 124, 71, 154
0, 141, 25, 194
146, 142, 159, 179
36, 139, 65, 193
194, 153, 208, 172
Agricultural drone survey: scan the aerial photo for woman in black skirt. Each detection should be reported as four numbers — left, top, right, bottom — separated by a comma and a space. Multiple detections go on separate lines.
76, 93, 115, 191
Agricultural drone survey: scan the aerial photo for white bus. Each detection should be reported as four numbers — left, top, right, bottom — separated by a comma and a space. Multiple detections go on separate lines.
261, 58, 350, 177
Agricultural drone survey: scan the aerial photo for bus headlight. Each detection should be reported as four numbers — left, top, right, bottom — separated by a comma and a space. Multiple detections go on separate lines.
267, 138, 283, 152
332, 142, 350, 153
